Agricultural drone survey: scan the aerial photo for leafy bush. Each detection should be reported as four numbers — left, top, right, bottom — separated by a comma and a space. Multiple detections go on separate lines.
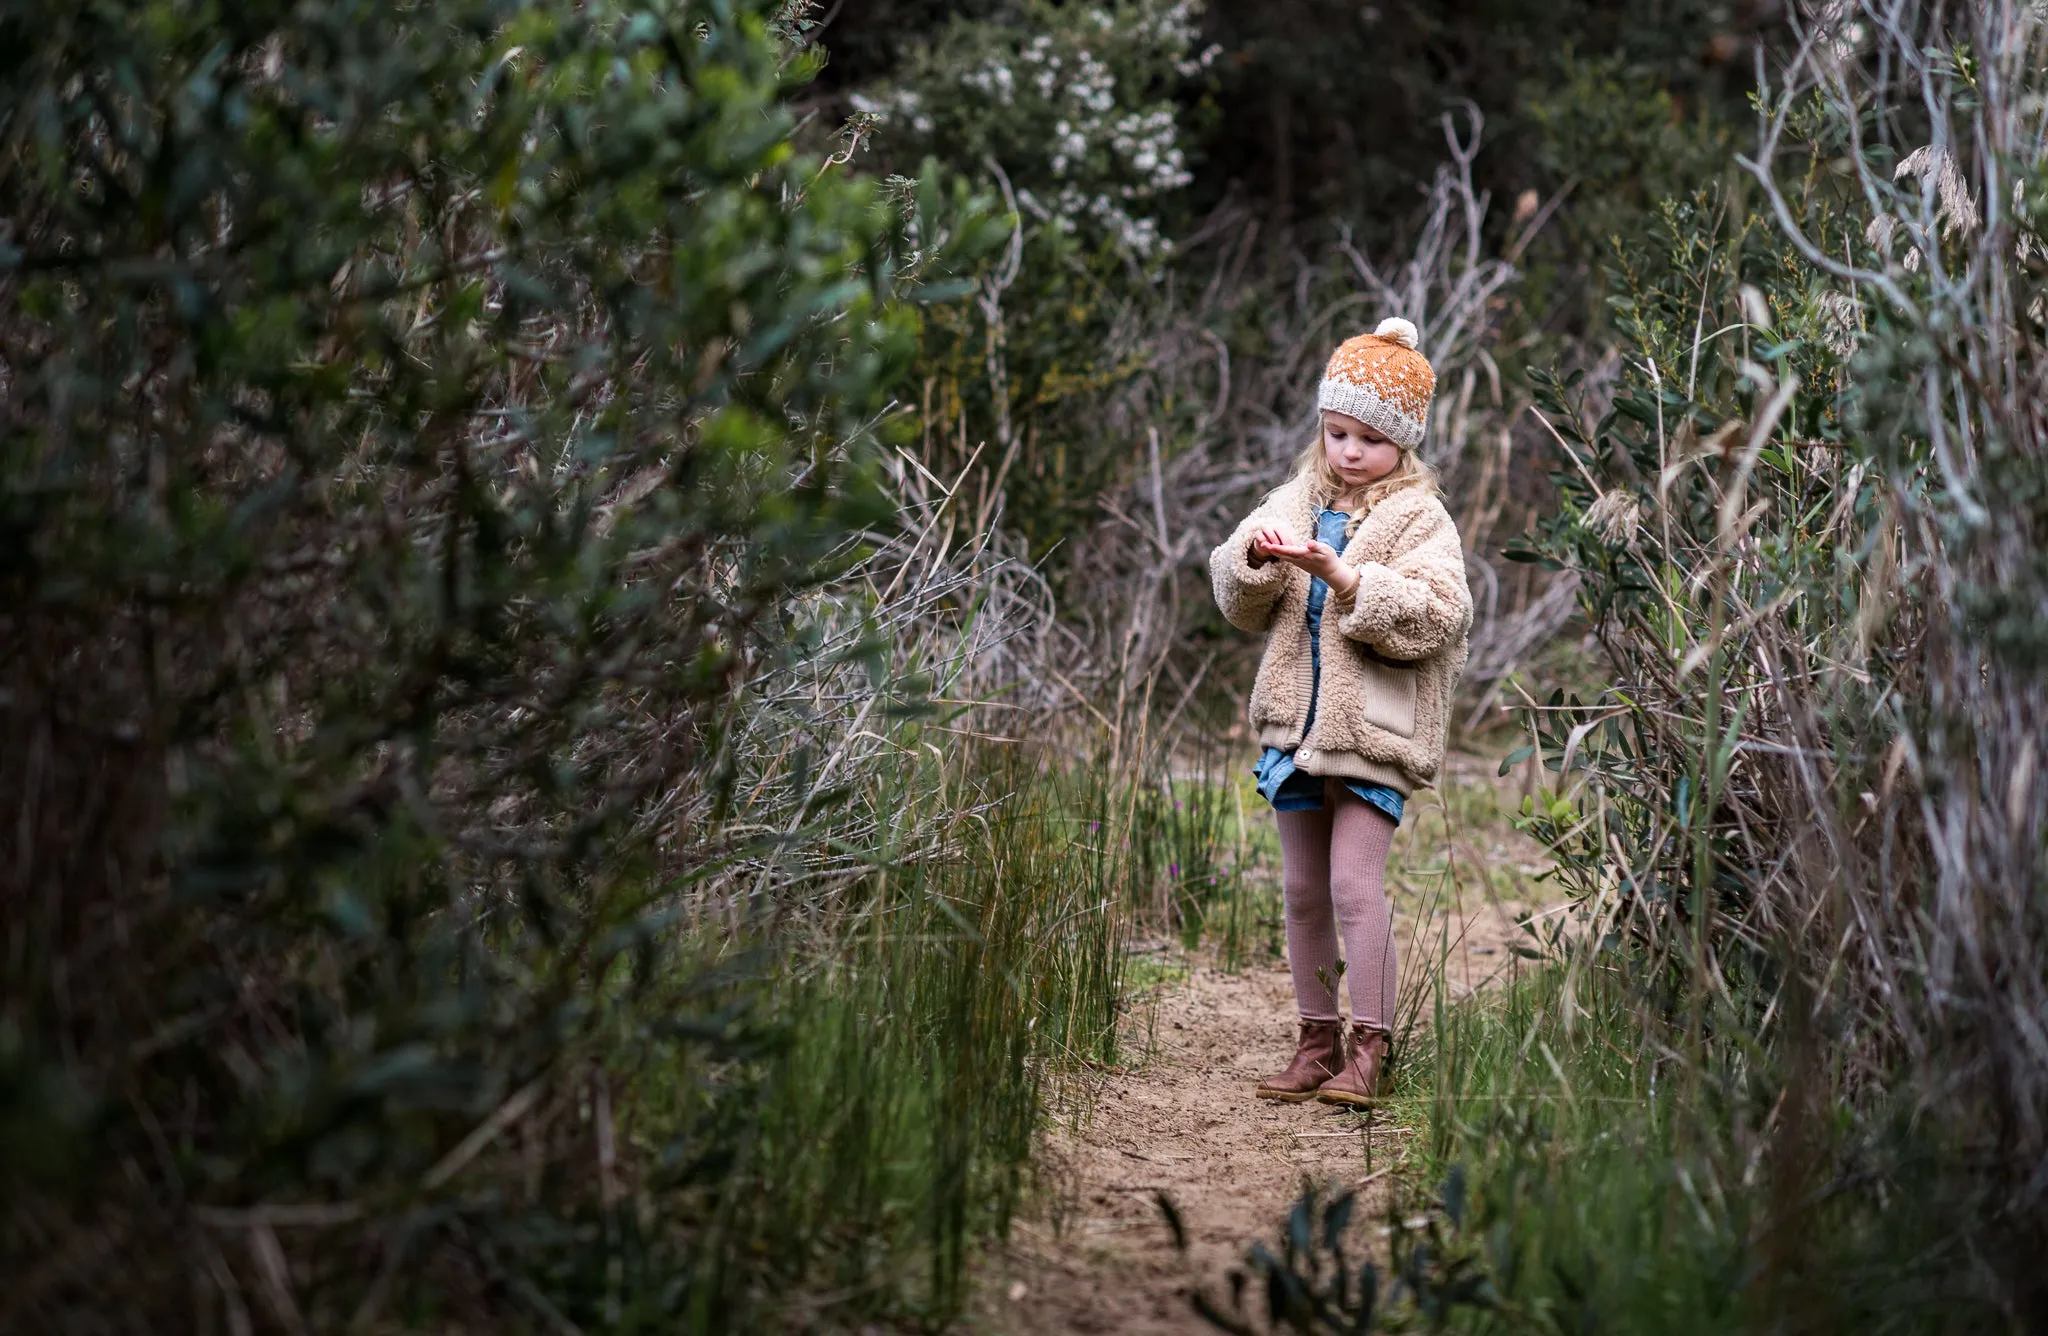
0, 0, 1152, 1328
856, 0, 1208, 258
1179, 1175, 1496, 1334
843, 0, 1217, 569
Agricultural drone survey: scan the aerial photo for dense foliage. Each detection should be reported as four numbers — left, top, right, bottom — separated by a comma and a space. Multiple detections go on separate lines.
12, 0, 2046, 1331
0, 1, 1143, 1329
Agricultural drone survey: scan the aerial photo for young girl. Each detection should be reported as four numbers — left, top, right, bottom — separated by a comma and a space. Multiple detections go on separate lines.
1209, 317, 1471, 1108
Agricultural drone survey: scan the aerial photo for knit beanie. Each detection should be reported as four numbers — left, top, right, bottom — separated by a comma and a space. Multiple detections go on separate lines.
1316, 317, 1435, 450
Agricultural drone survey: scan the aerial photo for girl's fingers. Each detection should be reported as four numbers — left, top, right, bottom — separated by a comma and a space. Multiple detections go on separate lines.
1249, 525, 1319, 568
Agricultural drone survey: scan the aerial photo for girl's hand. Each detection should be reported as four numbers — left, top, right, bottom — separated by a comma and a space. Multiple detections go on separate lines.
1248, 524, 1298, 567
1263, 538, 1359, 596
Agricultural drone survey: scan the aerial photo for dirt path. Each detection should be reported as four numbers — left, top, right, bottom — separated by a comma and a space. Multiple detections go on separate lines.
977, 758, 1551, 1334
982, 958, 1399, 1334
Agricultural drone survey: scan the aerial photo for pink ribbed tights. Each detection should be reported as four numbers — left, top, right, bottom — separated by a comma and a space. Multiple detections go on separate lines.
1275, 779, 1399, 1028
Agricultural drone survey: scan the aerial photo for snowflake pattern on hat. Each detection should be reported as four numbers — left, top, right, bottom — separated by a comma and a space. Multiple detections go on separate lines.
1316, 317, 1435, 449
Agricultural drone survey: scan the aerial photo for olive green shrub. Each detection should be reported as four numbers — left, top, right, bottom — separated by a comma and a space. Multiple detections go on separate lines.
0, 0, 1060, 1329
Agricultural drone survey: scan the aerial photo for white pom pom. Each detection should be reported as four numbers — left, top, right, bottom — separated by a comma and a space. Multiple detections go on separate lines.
1374, 316, 1419, 349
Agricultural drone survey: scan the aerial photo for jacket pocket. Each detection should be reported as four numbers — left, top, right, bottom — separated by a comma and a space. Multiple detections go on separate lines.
1357, 656, 1418, 739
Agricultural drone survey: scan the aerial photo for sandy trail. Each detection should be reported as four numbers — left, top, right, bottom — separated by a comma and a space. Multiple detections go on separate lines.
983, 885, 1544, 1328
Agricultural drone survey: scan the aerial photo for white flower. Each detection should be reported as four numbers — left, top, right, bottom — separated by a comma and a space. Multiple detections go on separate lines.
1148, 0, 1204, 51
854, 4, 1197, 258
962, 61, 1016, 105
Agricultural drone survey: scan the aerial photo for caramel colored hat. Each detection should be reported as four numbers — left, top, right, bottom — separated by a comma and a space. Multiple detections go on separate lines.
1316, 317, 1435, 449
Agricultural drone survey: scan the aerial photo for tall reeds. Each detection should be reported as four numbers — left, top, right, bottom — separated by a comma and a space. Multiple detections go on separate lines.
1488, 2, 2048, 1319
617, 745, 1132, 1327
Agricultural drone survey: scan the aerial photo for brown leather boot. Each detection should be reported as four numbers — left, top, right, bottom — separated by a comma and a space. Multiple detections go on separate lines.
1316, 1024, 1392, 1107
1255, 1019, 1345, 1102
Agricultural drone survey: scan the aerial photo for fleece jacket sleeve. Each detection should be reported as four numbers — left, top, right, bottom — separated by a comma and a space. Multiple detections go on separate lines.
1334, 498, 1473, 660
1210, 505, 1293, 634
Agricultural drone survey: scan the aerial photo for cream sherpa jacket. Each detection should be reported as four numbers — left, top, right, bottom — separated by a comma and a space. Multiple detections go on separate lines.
1209, 475, 1472, 796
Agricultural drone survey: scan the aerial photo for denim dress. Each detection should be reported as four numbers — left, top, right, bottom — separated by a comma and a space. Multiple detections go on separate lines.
1251, 507, 1406, 823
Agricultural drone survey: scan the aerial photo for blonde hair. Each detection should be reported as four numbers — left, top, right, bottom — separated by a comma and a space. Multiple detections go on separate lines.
1293, 415, 1440, 532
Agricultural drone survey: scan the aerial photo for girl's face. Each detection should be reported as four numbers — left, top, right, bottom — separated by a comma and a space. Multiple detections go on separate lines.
1322, 412, 1402, 490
